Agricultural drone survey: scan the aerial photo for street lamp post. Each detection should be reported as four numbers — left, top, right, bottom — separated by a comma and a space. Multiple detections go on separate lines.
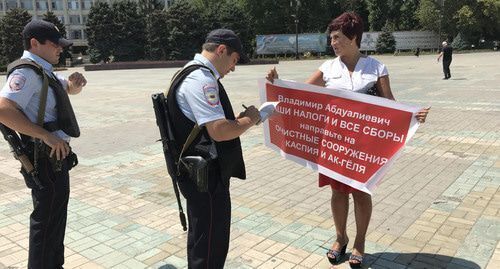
293, 15, 299, 59
437, 0, 445, 48
291, 0, 300, 60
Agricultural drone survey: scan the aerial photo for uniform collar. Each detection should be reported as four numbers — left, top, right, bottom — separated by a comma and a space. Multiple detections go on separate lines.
21, 50, 54, 73
193, 53, 221, 80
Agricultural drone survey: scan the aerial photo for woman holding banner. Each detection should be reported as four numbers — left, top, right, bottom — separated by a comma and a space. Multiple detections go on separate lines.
266, 12, 429, 268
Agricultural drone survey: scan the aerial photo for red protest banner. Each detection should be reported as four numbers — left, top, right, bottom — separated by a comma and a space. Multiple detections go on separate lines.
258, 79, 421, 194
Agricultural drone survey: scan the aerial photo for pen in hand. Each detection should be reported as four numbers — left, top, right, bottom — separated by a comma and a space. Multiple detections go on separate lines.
242, 104, 248, 109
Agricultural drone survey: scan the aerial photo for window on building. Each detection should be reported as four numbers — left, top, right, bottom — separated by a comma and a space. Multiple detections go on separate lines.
51, 0, 64, 10
68, 0, 79, 10
57, 16, 65, 24
69, 15, 81, 24
0, 2, 4, 11
36, 1, 49, 10
21, 0, 33, 10
6, 0, 17, 10
82, 15, 88, 24
70, 30, 82, 40
82, 0, 92, 10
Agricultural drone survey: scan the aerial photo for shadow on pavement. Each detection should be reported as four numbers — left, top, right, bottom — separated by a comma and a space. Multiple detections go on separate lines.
364, 252, 481, 269
158, 265, 178, 269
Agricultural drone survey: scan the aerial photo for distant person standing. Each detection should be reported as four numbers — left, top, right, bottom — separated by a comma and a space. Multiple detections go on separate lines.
437, 41, 453, 79
414, 47, 420, 57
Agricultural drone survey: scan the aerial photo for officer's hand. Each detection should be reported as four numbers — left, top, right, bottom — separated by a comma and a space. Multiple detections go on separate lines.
242, 105, 261, 125
42, 133, 70, 160
266, 67, 279, 83
67, 72, 87, 95
415, 107, 430, 123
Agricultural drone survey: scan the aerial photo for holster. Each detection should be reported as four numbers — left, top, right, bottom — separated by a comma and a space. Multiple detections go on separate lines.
28, 141, 79, 171
180, 156, 210, 192
180, 132, 218, 192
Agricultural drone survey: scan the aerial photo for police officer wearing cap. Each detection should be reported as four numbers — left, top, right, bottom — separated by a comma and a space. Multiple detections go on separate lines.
0, 20, 86, 268
166, 29, 260, 268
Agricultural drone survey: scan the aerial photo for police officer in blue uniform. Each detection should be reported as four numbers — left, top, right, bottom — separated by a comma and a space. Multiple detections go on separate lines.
167, 29, 260, 268
0, 20, 86, 268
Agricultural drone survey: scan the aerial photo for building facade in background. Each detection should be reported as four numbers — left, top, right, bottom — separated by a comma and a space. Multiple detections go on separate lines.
0, 0, 176, 50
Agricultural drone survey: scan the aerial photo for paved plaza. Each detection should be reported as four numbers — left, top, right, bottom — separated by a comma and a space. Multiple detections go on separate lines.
0, 52, 499, 268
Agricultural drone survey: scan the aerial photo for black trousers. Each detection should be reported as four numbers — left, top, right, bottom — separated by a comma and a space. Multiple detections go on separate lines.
24, 157, 70, 269
178, 171, 231, 269
443, 59, 452, 78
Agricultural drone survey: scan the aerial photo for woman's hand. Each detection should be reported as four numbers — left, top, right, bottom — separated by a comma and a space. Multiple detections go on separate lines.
416, 107, 430, 123
266, 67, 279, 83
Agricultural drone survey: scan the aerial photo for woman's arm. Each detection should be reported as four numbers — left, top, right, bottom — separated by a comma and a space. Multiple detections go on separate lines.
305, 70, 326, 86
266, 67, 326, 87
375, 75, 395, 100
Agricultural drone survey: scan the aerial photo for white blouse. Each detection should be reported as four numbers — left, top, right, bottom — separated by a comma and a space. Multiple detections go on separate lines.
319, 56, 388, 94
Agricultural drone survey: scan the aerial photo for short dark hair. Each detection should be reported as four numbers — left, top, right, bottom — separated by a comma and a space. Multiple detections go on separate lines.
327, 12, 364, 48
22, 37, 48, 50
202, 42, 236, 55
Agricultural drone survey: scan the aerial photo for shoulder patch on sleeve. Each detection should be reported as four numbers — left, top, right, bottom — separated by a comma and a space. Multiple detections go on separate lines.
8, 74, 26, 92
203, 84, 220, 106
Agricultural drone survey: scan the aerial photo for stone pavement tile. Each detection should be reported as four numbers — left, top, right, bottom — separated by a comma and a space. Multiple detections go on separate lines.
255, 257, 284, 269
157, 255, 187, 269
298, 253, 323, 268
0, 250, 26, 267
253, 239, 277, 252
486, 241, 500, 269
143, 251, 170, 267
263, 242, 288, 256
65, 253, 91, 268
274, 260, 298, 269
76, 262, 106, 269
93, 251, 130, 268
116, 258, 148, 269
371, 257, 408, 269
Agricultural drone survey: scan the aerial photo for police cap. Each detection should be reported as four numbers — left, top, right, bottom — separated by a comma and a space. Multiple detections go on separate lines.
206, 29, 249, 64
22, 20, 73, 48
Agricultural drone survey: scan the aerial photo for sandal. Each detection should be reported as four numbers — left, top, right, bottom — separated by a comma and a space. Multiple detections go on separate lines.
348, 254, 364, 268
326, 243, 347, 264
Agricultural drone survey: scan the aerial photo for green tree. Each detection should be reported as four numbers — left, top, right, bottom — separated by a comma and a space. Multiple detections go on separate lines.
416, 0, 441, 33
366, 0, 388, 31
296, 0, 333, 33
146, 10, 169, 60
243, 0, 291, 34
165, 1, 204, 60
112, 0, 145, 61
203, 1, 254, 56
43, 11, 68, 65
0, 8, 32, 65
86, 2, 115, 63
375, 24, 396, 53
138, 0, 164, 12
451, 32, 470, 50
139, 0, 166, 60
386, 0, 403, 30
477, 0, 500, 40
331, 0, 370, 30
399, 0, 420, 30
454, 5, 480, 43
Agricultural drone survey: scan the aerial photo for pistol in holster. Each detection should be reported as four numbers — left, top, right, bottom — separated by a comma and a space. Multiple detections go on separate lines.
180, 156, 209, 192
37, 141, 79, 172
